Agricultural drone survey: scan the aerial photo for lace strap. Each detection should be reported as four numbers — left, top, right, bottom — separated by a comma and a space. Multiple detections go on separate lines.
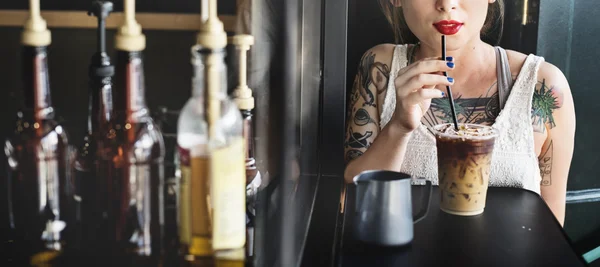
503, 54, 545, 111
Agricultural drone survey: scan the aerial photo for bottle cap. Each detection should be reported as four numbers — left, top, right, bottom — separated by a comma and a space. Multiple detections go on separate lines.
115, 0, 146, 51
21, 0, 51, 46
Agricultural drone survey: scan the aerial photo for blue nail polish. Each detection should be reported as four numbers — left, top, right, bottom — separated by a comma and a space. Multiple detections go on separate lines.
447, 77, 454, 83
446, 56, 454, 61
447, 62, 455, 68
441, 92, 446, 97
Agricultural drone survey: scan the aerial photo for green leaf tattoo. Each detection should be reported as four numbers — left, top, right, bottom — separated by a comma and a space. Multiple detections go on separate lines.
431, 96, 466, 122
532, 79, 562, 133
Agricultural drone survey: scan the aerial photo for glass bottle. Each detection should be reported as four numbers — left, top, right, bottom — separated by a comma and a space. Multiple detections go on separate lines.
177, 44, 246, 260
5, 0, 73, 264
196, 0, 247, 255
73, 0, 114, 250
93, 0, 165, 264
203, 46, 247, 255
177, 45, 210, 259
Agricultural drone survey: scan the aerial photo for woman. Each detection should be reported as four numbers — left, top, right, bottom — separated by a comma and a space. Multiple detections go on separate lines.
344, 0, 576, 226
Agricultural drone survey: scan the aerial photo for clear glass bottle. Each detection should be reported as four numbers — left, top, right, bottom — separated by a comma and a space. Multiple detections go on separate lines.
177, 44, 246, 260
203, 45, 246, 255
177, 45, 210, 258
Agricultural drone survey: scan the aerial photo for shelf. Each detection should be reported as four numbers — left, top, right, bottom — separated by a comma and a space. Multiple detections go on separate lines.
0, 10, 236, 32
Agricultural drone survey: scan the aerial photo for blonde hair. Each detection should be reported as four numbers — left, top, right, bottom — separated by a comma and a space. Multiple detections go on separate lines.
378, 0, 505, 44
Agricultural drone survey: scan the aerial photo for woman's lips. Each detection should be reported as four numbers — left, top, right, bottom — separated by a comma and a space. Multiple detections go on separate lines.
433, 20, 464, 35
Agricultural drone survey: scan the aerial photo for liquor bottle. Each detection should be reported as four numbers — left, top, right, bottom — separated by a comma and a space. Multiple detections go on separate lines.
176, 44, 211, 260
73, 0, 114, 250
229, 34, 260, 259
93, 0, 166, 264
179, 0, 246, 260
200, 0, 247, 256
4, 0, 73, 265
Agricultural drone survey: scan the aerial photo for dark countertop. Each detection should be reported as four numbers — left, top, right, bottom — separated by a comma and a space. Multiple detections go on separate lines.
335, 185, 588, 267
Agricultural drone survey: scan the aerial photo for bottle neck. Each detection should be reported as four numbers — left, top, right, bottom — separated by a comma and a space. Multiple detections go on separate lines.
22, 46, 53, 119
192, 46, 227, 98
88, 77, 113, 134
88, 50, 114, 134
241, 109, 254, 159
191, 70, 204, 98
113, 50, 148, 121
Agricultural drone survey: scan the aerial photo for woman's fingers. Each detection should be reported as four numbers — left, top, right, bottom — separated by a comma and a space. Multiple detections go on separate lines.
396, 73, 454, 97
408, 59, 454, 76
403, 89, 446, 106
397, 57, 453, 76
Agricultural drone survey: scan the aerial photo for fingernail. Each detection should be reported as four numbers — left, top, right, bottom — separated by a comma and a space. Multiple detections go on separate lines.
447, 62, 455, 68
441, 91, 446, 97
447, 77, 454, 83
446, 56, 454, 61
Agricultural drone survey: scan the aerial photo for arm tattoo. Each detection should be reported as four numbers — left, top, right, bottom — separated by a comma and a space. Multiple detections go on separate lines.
357, 51, 390, 107
532, 79, 563, 133
354, 108, 378, 127
539, 140, 553, 186
345, 49, 389, 163
345, 127, 373, 149
347, 77, 361, 120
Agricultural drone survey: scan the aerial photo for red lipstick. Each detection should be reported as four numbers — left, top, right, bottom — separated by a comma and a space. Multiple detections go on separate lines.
433, 20, 464, 35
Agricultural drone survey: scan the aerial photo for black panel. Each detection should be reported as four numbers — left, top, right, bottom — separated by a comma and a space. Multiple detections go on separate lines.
500, 0, 540, 54
537, 0, 573, 73
299, 0, 323, 176
0, 0, 237, 15
320, 0, 347, 176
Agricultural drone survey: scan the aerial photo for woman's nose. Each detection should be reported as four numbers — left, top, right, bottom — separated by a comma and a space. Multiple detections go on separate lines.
436, 0, 458, 12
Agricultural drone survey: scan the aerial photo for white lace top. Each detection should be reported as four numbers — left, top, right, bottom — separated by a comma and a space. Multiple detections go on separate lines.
380, 45, 543, 195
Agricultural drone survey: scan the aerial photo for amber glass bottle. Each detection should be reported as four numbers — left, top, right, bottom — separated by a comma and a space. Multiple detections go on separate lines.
73, 0, 114, 250
92, 0, 166, 265
5, 0, 73, 265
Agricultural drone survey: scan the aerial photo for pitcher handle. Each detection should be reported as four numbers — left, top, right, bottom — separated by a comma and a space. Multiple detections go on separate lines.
413, 178, 432, 224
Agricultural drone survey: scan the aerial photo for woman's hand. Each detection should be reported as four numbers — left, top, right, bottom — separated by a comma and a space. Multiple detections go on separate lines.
391, 57, 455, 134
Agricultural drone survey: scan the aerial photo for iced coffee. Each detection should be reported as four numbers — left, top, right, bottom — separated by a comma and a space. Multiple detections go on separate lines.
433, 123, 498, 216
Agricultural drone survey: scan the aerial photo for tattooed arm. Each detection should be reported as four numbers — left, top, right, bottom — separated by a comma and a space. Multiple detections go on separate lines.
532, 63, 576, 226
344, 44, 451, 183
344, 44, 409, 183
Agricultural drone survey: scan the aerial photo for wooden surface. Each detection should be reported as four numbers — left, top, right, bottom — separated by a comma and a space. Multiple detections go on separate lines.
0, 10, 236, 32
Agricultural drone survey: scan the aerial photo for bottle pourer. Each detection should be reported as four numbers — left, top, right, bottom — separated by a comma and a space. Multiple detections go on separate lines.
197, 0, 227, 50
22, 0, 51, 46
88, 1, 115, 78
230, 35, 255, 110
115, 0, 146, 51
